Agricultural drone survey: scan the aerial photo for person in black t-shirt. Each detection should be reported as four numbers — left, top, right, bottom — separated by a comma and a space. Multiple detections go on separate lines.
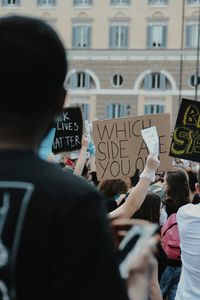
0, 15, 160, 300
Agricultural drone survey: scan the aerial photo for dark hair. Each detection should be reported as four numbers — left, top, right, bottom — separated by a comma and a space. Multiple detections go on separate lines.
0, 15, 67, 113
130, 168, 140, 187
132, 192, 161, 224
164, 168, 190, 214
98, 179, 129, 198
186, 169, 197, 193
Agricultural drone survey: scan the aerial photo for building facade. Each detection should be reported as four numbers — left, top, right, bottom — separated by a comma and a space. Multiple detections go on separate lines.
1, 0, 200, 127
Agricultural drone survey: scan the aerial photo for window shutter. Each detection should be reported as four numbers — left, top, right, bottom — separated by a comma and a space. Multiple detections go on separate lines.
109, 26, 115, 48
70, 73, 78, 89
106, 104, 113, 119
15, 0, 20, 4
120, 104, 127, 117
72, 26, 77, 48
160, 105, 164, 113
162, 25, 167, 48
144, 74, 152, 90
144, 105, 150, 115
74, 0, 79, 4
87, 26, 91, 47
85, 73, 90, 89
123, 26, 128, 48
147, 26, 152, 48
160, 74, 166, 90
186, 25, 191, 48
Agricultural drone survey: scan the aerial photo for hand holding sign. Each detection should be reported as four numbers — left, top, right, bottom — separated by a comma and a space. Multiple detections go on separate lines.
141, 126, 159, 159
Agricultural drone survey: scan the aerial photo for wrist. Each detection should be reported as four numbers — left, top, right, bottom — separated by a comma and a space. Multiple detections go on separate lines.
140, 168, 155, 182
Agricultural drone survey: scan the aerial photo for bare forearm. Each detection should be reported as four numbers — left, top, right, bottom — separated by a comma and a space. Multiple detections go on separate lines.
109, 177, 151, 219
73, 148, 87, 176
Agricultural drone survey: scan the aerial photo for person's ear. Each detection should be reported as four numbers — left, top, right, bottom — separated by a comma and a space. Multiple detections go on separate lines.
195, 182, 200, 194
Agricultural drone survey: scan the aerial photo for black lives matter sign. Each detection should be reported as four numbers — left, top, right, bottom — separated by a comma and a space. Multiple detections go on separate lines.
169, 98, 200, 162
52, 106, 83, 154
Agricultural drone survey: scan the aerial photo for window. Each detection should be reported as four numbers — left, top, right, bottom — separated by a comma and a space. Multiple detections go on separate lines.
112, 74, 123, 87
2, 0, 20, 5
111, 0, 130, 5
186, 24, 199, 48
144, 73, 166, 90
109, 25, 128, 48
144, 99, 165, 114
147, 25, 167, 48
72, 25, 91, 48
70, 72, 92, 89
187, 0, 200, 4
106, 104, 128, 119
149, 0, 168, 5
38, 0, 56, 6
73, 0, 92, 5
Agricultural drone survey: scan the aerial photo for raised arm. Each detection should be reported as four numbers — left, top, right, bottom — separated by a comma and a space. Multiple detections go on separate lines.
73, 135, 88, 176
109, 154, 160, 219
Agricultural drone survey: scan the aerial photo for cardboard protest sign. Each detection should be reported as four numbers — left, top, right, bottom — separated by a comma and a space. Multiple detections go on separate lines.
52, 106, 83, 154
169, 98, 200, 162
93, 114, 172, 181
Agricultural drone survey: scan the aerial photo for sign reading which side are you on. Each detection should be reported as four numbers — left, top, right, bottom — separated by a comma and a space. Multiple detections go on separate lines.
93, 113, 172, 181
52, 106, 83, 154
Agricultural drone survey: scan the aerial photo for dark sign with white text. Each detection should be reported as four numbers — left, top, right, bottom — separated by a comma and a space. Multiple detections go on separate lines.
169, 98, 200, 162
52, 106, 83, 154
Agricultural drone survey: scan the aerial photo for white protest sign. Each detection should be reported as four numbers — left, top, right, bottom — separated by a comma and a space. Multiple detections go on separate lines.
141, 126, 159, 158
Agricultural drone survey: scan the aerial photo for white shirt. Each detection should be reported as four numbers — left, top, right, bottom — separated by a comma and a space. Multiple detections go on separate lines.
175, 203, 200, 300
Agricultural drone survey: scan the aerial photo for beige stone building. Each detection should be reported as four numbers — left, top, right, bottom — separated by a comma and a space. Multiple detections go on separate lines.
1, 0, 200, 127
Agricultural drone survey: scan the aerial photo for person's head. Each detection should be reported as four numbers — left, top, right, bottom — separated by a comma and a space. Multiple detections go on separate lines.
185, 168, 197, 198
132, 192, 161, 224
0, 15, 67, 148
98, 178, 129, 199
163, 168, 190, 212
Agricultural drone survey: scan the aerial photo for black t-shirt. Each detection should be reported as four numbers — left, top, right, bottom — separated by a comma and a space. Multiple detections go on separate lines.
0, 149, 128, 300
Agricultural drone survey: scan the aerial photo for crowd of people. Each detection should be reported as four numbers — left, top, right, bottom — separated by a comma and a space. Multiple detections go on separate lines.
46, 131, 200, 300
0, 14, 200, 300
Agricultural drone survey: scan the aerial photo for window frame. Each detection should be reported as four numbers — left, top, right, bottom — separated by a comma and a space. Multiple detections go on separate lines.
144, 99, 165, 115
148, 0, 168, 5
187, 0, 200, 5
144, 72, 166, 90
111, 0, 130, 6
109, 24, 129, 49
147, 24, 167, 48
112, 74, 124, 87
185, 23, 199, 48
37, 0, 56, 6
73, 0, 92, 7
106, 103, 128, 119
2, 0, 20, 6
72, 24, 91, 48
70, 71, 91, 89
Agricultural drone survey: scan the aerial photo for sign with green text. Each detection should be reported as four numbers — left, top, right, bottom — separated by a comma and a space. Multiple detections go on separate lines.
169, 98, 200, 162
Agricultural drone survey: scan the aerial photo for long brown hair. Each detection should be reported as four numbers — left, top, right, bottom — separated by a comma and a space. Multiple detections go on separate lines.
164, 168, 190, 214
